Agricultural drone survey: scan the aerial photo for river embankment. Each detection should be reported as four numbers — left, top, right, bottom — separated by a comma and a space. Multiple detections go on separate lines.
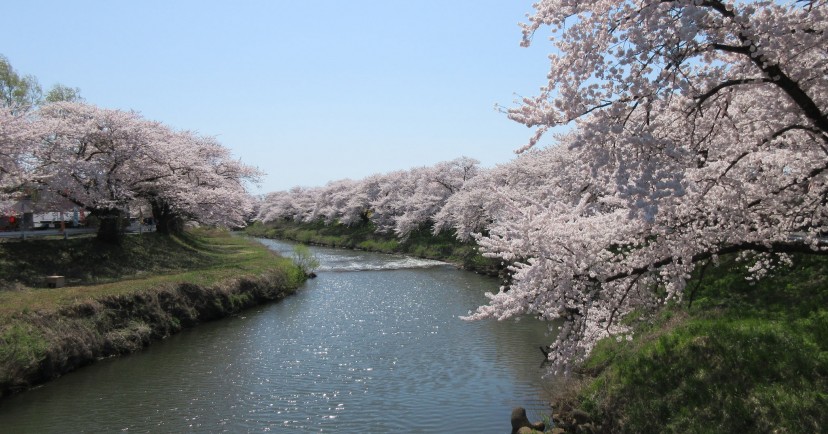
0, 229, 305, 399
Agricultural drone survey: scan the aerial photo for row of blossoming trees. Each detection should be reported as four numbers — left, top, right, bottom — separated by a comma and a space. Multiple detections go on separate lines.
257, 157, 480, 238
259, 0, 827, 371
1, 99, 260, 243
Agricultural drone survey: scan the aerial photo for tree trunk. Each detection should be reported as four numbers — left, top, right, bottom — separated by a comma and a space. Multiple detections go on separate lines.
94, 208, 125, 245
151, 199, 184, 235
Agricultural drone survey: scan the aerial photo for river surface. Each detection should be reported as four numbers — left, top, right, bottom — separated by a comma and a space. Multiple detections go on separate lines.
0, 239, 554, 433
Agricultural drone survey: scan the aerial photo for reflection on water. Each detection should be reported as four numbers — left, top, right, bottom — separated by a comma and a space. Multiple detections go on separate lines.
0, 238, 554, 433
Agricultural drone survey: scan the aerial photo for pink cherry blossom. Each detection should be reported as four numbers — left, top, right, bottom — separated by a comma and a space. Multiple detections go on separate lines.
464, 0, 828, 371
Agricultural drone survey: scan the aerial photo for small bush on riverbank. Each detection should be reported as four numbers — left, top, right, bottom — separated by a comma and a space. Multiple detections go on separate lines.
559, 253, 828, 433
291, 244, 320, 276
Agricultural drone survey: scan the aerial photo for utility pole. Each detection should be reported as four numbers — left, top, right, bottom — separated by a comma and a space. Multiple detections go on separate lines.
20, 198, 26, 241
20, 195, 33, 241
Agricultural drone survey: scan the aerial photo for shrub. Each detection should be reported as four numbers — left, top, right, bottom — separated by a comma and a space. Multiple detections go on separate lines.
291, 244, 320, 276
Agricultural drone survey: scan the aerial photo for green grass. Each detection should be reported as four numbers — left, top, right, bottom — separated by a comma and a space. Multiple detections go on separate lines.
0, 228, 307, 394
246, 220, 499, 274
0, 228, 302, 321
0, 322, 48, 372
0, 230, 217, 287
570, 254, 828, 433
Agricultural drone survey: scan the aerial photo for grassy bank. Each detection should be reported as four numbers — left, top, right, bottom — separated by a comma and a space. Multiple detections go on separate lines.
555, 253, 828, 433
0, 229, 306, 398
245, 220, 500, 275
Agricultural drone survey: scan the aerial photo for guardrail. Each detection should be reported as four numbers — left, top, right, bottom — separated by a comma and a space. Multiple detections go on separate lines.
0, 225, 155, 239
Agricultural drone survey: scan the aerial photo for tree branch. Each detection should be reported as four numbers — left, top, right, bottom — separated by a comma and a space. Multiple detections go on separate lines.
692, 78, 770, 108
600, 240, 825, 285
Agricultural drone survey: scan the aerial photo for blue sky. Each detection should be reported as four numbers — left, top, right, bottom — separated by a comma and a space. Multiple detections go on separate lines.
2, 1, 554, 193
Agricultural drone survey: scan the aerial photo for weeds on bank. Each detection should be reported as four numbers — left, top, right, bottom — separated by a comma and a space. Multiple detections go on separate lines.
291, 244, 320, 276
570, 254, 828, 433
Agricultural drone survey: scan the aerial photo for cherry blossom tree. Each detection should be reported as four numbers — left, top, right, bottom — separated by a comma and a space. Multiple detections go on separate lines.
369, 158, 480, 237
464, 0, 828, 370
434, 150, 578, 240
257, 189, 300, 223
138, 131, 262, 233
0, 55, 259, 241
257, 157, 481, 238
0, 56, 41, 198
32, 102, 260, 242
0, 109, 37, 197
314, 178, 366, 225
0, 56, 90, 204
339, 175, 380, 225
32, 102, 155, 242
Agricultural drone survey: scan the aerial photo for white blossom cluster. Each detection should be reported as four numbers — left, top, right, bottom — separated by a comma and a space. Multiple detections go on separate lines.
1, 101, 261, 228
0, 109, 32, 198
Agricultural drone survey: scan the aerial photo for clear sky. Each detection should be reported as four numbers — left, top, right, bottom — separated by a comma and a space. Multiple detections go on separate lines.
2, 1, 554, 194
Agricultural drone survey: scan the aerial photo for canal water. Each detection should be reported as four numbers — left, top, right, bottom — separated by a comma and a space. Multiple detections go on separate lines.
0, 239, 554, 432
